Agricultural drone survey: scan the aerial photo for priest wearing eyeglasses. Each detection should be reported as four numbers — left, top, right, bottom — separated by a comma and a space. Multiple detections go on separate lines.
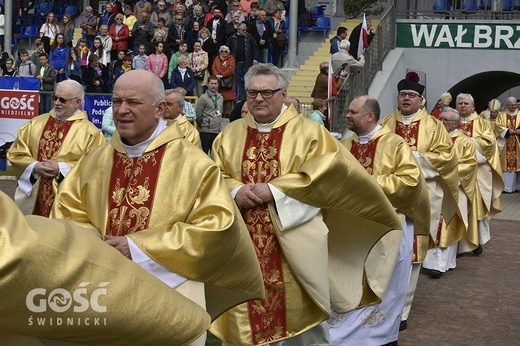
210, 63, 404, 345
8, 79, 105, 217
379, 72, 459, 329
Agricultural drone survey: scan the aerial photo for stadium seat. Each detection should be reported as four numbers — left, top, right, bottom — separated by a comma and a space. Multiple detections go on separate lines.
432, 0, 450, 10
65, 5, 79, 18
310, 6, 324, 20
313, 16, 331, 39
18, 25, 39, 47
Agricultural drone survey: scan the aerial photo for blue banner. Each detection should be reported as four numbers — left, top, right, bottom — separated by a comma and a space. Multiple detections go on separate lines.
0, 77, 40, 91
83, 95, 112, 130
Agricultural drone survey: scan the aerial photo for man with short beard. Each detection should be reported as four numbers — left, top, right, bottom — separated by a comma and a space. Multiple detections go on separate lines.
8, 79, 105, 217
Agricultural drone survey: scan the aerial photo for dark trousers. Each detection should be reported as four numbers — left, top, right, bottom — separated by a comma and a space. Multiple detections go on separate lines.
200, 132, 218, 154
235, 61, 247, 101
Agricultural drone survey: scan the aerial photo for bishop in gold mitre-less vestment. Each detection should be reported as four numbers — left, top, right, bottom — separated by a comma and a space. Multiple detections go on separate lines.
210, 103, 403, 345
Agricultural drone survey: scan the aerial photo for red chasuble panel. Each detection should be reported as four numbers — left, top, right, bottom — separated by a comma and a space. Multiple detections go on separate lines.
395, 120, 420, 151
34, 116, 75, 217
506, 115, 518, 172
107, 146, 166, 236
458, 121, 474, 136
395, 121, 422, 262
350, 137, 380, 176
241, 125, 288, 345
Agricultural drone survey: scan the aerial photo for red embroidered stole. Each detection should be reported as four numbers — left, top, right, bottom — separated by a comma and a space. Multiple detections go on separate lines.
458, 121, 474, 136
506, 114, 518, 171
395, 120, 422, 261
395, 120, 420, 151
241, 125, 287, 345
34, 116, 75, 217
349, 137, 380, 175
107, 146, 166, 236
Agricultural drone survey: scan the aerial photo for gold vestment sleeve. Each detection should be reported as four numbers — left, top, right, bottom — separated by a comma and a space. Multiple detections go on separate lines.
0, 191, 210, 345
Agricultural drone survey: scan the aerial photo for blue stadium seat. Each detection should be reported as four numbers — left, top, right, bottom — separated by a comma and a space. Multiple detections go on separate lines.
18, 25, 39, 47
65, 5, 79, 18
310, 6, 324, 20
313, 16, 331, 39
462, 0, 477, 10
433, 0, 450, 10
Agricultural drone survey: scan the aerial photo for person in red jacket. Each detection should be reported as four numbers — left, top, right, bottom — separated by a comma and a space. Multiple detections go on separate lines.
109, 13, 130, 61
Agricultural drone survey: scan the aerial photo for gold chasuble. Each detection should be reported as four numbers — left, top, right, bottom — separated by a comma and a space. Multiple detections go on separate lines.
7, 110, 105, 216
458, 112, 503, 218
52, 122, 264, 320
211, 105, 403, 345
380, 109, 459, 262
167, 114, 202, 148
495, 111, 520, 172
341, 126, 431, 261
450, 130, 480, 253
0, 191, 210, 345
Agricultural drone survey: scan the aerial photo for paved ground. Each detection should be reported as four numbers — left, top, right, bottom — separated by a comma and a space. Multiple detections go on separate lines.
1, 177, 519, 345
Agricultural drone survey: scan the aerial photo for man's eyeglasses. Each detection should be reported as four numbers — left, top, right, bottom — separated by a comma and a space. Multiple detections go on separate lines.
246, 88, 282, 99
220, 50, 229, 53
53, 96, 78, 103
233, 4, 240, 6
398, 92, 421, 99
439, 117, 456, 123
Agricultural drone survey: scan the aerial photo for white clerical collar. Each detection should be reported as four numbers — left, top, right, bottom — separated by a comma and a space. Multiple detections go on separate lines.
507, 110, 517, 116
254, 104, 288, 133
460, 115, 470, 123
399, 109, 420, 124
56, 108, 82, 121
172, 113, 182, 121
449, 129, 458, 136
122, 118, 167, 158
358, 124, 382, 144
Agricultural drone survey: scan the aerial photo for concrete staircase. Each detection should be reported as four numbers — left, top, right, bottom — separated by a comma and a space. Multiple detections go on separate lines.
287, 19, 379, 105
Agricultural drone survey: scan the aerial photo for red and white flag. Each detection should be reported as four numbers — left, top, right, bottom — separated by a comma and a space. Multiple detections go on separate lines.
357, 14, 368, 59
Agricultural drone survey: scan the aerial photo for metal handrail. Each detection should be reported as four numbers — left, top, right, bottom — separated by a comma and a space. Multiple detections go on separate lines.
331, 5, 396, 133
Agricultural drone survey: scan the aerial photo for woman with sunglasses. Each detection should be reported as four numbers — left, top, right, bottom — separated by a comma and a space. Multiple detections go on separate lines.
109, 14, 130, 61
211, 45, 236, 117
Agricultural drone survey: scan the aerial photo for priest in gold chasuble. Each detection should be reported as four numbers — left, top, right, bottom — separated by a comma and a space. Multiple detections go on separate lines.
210, 64, 403, 346
51, 71, 264, 343
456, 93, 504, 250
437, 108, 480, 254
330, 96, 430, 345
7, 80, 105, 217
495, 97, 520, 193
164, 89, 202, 148
379, 74, 459, 328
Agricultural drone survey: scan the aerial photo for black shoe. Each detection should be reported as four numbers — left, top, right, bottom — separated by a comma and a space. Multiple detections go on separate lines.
430, 269, 443, 278
472, 244, 483, 256
399, 320, 407, 331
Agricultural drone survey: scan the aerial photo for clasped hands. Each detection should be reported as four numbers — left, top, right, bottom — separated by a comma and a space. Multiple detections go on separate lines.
235, 183, 273, 209
34, 159, 59, 179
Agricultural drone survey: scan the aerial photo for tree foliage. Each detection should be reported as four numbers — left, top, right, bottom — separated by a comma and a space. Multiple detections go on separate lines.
344, 0, 385, 18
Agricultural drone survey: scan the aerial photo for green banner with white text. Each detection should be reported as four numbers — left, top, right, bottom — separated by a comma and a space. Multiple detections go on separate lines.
396, 22, 520, 49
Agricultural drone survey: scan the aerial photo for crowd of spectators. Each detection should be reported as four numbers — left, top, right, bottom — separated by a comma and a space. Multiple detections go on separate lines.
0, 0, 292, 105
